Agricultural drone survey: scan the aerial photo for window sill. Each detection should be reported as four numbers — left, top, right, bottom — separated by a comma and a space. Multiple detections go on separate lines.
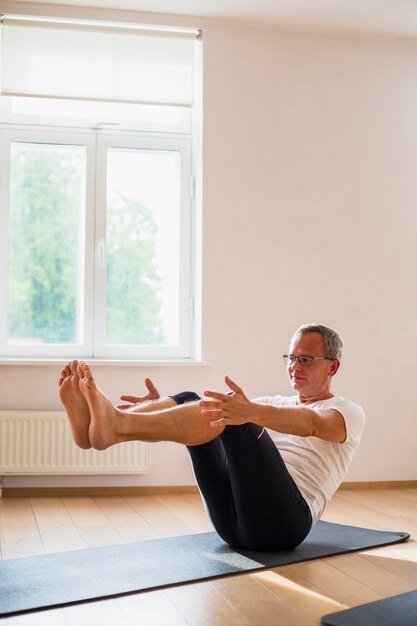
0, 358, 211, 367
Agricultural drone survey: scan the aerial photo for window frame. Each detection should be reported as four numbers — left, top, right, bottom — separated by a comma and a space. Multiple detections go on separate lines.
94, 132, 193, 360
0, 125, 195, 360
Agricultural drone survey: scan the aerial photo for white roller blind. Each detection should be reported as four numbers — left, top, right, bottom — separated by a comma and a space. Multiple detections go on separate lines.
0, 17, 199, 107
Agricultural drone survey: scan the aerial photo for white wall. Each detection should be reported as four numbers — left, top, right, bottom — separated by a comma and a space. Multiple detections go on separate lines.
1, 12, 417, 487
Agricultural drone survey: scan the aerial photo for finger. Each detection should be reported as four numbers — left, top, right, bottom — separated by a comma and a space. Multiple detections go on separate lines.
116, 403, 132, 410
211, 414, 244, 427
201, 408, 223, 417
199, 399, 222, 408
119, 394, 144, 403
225, 375, 242, 393
203, 390, 229, 401
144, 378, 159, 394
210, 418, 225, 427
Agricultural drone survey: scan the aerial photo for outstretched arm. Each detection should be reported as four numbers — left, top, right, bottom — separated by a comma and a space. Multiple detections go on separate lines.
200, 376, 346, 443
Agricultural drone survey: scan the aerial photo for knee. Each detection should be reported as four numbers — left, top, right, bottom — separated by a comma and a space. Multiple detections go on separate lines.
169, 391, 201, 405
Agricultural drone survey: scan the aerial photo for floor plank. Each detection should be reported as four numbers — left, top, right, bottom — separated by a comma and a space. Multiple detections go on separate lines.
166, 581, 252, 625
322, 551, 415, 596
0, 498, 44, 559
7, 609, 67, 626
92, 496, 158, 542
359, 541, 417, 584
63, 598, 129, 626
336, 489, 417, 535
61, 497, 123, 547
123, 495, 193, 538
116, 590, 189, 626
284, 558, 383, 606
153, 494, 213, 533
212, 574, 314, 626
30, 497, 84, 553
251, 568, 345, 624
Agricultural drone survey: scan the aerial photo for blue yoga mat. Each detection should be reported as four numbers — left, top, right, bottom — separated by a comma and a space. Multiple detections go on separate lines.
0, 521, 409, 617
322, 590, 417, 626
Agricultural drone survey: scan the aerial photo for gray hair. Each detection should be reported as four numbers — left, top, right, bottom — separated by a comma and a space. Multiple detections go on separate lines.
292, 324, 343, 360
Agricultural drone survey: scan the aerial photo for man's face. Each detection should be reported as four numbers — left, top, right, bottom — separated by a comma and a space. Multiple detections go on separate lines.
287, 332, 337, 398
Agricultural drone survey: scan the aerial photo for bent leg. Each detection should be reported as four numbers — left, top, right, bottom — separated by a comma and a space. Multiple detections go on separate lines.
219, 424, 312, 550
166, 391, 238, 546
188, 421, 312, 551
188, 438, 240, 546
169, 391, 312, 550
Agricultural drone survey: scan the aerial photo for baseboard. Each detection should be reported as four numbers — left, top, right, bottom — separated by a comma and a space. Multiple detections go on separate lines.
338, 480, 417, 490
2, 480, 417, 498
2, 485, 200, 497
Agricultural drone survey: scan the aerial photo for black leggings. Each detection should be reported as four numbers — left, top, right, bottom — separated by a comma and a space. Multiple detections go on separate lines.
171, 391, 313, 551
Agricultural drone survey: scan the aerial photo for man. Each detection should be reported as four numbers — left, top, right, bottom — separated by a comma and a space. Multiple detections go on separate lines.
59, 323, 365, 551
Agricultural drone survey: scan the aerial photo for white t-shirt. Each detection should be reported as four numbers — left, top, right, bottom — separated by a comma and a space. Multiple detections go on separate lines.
253, 395, 365, 524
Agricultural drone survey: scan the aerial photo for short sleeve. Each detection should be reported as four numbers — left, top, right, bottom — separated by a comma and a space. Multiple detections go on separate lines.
327, 398, 365, 446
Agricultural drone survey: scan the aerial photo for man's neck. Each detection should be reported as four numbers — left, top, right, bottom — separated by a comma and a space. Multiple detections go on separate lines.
296, 390, 334, 404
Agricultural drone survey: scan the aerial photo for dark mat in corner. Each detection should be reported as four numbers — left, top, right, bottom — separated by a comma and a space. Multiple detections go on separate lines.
322, 590, 417, 626
0, 521, 409, 617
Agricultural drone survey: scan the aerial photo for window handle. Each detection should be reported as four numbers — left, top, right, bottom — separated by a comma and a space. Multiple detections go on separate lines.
98, 239, 106, 267
92, 122, 120, 129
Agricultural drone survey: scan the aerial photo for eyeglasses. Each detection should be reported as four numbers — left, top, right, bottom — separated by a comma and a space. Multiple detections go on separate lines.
282, 355, 333, 367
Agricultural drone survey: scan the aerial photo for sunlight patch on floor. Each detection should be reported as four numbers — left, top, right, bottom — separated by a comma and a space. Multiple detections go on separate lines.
252, 569, 346, 619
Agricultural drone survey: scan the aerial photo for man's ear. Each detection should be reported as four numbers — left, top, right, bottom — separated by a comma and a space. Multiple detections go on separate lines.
329, 359, 340, 377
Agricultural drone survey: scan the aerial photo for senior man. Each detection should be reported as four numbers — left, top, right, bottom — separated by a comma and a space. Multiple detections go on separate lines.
59, 323, 365, 551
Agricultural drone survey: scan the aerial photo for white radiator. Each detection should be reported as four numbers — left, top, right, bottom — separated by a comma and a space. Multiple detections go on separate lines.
0, 411, 151, 475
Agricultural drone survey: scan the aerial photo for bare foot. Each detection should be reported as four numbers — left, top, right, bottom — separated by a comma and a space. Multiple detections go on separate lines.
58, 360, 92, 449
78, 362, 129, 451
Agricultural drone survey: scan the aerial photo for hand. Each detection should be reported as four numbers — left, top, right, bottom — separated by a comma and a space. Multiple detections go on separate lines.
199, 375, 256, 427
117, 377, 160, 409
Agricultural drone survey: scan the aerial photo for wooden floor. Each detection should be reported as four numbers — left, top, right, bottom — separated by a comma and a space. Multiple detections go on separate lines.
0, 488, 416, 625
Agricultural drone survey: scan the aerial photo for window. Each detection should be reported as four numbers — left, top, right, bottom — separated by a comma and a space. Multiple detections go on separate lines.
0, 15, 201, 359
